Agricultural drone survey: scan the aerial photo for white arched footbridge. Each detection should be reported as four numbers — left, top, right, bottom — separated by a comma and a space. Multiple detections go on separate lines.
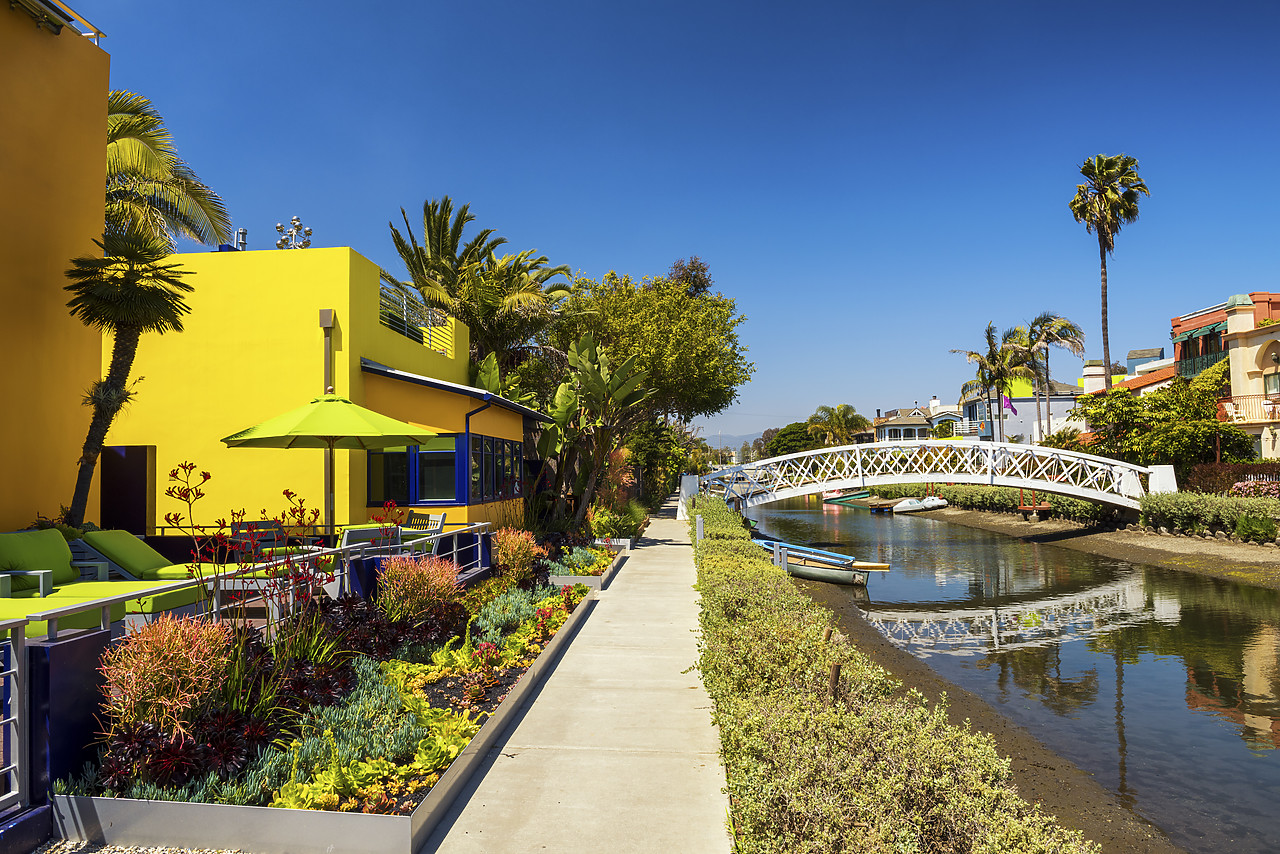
701, 440, 1175, 511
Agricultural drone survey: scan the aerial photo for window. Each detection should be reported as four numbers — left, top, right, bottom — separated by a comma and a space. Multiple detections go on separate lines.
1266, 372, 1280, 396
369, 437, 458, 506
368, 446, 410, 506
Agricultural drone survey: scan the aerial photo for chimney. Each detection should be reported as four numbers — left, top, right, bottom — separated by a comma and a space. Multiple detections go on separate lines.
1082, 361, 1107, 394
876, 408, 881, 418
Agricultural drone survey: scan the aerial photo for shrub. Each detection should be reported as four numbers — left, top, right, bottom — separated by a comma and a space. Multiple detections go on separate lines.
99, 615, 233, 735
377, 555, 461, 623
872, 483, 1118, 526
689, 496, 1098, 854
492, 528, 548, 582
1231, 479, 1280, 499
474, 587, 540, 645
1140, 491, 1280, 535
1185, 462, 1280, 495
545, 546, 611, 576
1235, 515, 1278, 544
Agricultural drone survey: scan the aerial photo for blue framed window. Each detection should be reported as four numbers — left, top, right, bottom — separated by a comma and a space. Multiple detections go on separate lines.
371, 434, 522, 506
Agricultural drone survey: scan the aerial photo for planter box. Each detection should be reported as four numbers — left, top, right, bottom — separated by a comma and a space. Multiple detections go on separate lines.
52, 590, 598, 854
592, 536, 636, 552
548, 549, 626, 590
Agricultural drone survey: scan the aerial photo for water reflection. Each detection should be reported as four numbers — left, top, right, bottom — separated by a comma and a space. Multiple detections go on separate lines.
747, 496, 1280, 853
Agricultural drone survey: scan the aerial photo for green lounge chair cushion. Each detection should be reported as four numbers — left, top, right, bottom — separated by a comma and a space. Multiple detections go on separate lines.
82, 530, 174, 578
0, 529, 79, 587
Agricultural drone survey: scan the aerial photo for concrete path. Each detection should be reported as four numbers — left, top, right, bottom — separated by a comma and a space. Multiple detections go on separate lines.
425, 500, 731, 853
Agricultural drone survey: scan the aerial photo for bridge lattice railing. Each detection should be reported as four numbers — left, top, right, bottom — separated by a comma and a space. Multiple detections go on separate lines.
701, 440, 1153, 510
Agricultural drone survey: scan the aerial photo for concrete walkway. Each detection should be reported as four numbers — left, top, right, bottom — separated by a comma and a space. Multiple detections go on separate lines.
425, 500, 731, 853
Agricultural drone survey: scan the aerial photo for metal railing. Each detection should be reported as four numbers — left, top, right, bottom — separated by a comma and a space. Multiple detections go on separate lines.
1177, 350, 1229, 378
378, 285, 453, 356
22, 522, 493, 639
1223, 394, 1280, 424
0, 618, 28, 813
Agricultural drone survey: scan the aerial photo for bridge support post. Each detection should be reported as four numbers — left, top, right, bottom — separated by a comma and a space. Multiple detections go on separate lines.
1149, 465, 1178, 494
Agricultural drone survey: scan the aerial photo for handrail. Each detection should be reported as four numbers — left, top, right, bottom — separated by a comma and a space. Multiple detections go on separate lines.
0, 621, 27, 813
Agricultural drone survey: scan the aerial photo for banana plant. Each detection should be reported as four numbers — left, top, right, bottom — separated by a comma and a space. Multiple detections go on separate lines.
474, 352, 538, 408
536, 333, 653, 525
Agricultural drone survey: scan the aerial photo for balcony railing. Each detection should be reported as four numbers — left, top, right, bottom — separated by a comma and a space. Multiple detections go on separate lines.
1177, 350, 1228, 378
1222, 394, 1280, 424
379, 285, 453, 357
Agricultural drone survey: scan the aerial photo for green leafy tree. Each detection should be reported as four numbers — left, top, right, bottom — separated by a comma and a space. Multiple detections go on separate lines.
952, 323, 1035, 442
668, 256, 714, 297
554, 272, 753, 422
806, 404, 871, 447
738, 440, 752, 464
105, 91, 231, 250
1069, 154, 1150, 390
764, 422, 821, 458
1070, 360, 1254, 477
63, 229, 195, 526
625, 420, 695, 504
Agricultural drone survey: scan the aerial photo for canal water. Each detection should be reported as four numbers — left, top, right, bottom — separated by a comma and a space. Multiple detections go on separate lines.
747, 496, 1280, 854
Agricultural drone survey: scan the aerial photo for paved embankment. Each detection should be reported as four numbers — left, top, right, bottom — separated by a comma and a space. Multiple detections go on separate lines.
425, 502, 731, 853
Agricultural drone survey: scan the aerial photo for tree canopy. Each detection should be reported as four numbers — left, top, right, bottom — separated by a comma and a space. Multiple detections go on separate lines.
764, 422, 821, 458
553, 271, 753, 422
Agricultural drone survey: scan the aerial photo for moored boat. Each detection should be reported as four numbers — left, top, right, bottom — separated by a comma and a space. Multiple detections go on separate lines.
892, 496, 948, 513
754, 539, 890, 585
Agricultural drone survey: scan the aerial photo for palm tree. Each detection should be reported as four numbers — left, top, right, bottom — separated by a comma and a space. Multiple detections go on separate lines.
63, 229, 195, 527
106, 91, 232, 250
806, 404, 871, 446
952, 323, 1035, 442
1069, 154, 1149, 390
1024, 312, 1085, 440
381, 197, 571, 372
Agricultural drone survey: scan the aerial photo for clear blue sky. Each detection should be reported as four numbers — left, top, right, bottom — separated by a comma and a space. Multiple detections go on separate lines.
82, 0, 1280, 442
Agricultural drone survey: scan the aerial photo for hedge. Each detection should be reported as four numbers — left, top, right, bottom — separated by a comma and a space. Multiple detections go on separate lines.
687, 495, 1097, 854
871, 484, 1117, 526
1138, 492, 1280, 542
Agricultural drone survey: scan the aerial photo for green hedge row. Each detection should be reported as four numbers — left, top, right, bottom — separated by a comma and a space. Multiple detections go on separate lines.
1138, 492, 1280, 542
687, 495, 1097, 854
871, 484, 1117, 526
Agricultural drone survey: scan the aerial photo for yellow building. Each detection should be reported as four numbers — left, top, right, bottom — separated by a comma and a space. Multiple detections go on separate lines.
0, 3, 109, 531
103, 247, 542, 532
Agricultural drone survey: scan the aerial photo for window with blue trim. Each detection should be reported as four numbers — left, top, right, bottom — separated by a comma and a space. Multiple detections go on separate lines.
370, 434, 522, 506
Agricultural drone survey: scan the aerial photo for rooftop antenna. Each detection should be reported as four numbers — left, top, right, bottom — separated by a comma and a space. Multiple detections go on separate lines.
235, 228, 247, 251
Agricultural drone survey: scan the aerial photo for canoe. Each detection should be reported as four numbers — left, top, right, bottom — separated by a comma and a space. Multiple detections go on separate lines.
755, 539, 890, 585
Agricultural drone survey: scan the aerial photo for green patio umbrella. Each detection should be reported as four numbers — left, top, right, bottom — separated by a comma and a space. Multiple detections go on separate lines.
221, 391, 436, 533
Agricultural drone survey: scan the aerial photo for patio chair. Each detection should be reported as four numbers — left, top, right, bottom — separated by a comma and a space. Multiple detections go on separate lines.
403, 511, 446, 554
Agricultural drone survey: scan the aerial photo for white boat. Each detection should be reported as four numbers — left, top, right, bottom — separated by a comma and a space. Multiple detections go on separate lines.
892, 496, 948, 513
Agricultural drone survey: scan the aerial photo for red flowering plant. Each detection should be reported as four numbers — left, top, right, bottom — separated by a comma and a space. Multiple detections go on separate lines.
163, 462, 330, 636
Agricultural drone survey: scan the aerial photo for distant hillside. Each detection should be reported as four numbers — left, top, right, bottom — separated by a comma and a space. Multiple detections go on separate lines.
704, 431, 763, 450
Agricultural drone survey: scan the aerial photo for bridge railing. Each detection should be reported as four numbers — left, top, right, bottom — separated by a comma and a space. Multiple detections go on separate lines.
704, 440, 1156, 510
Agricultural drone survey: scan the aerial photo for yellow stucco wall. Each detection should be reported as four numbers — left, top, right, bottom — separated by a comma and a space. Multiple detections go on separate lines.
106, 247, 525, 529
0, 10, 108, 529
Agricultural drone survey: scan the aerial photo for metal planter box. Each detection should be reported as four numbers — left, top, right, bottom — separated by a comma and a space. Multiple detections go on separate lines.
548, 549, 626, 590
592, 536, 636, 552
52, 590, 598, 854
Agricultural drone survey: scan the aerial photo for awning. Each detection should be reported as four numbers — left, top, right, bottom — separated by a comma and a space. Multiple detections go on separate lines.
1191, 321, 1227, 338
1171, 330, 1191, 343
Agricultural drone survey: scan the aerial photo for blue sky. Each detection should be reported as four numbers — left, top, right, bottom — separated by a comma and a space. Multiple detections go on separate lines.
81, 0, 1280, 441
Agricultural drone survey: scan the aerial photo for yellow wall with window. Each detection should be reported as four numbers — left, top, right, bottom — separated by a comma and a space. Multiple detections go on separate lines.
0, 9, 108, 530
105, 247, 529, 530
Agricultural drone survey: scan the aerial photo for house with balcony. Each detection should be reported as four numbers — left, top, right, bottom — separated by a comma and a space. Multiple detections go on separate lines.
1220, 294, 1280, 458
958, 378, 1082, 442
100, 246, 546, 533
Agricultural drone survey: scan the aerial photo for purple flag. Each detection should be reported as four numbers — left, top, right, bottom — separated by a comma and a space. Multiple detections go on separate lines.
1002, 395, 1017, 415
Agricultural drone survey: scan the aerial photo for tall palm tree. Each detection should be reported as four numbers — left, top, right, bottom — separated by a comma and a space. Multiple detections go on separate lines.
382, 197, 569, 372
952, 323, 1035, 442
106, 91, 232, 250
1024, 312, 1085, 440
63, 229, 195, 527
1069, 154, 1149, 390
806, 404, 871, 447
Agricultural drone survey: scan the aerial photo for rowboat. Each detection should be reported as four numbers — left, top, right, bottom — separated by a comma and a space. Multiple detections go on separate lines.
892, 496, 948, 513
755, 539, 890, 585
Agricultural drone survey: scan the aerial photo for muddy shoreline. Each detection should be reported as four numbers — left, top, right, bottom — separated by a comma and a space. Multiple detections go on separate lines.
794, 505, 1280, 854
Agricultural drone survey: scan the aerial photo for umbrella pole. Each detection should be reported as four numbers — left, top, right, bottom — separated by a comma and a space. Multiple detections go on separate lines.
325, 442, 335, 543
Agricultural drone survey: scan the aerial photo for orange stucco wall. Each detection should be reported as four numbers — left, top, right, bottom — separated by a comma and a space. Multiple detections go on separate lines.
0, 10, 108, 529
